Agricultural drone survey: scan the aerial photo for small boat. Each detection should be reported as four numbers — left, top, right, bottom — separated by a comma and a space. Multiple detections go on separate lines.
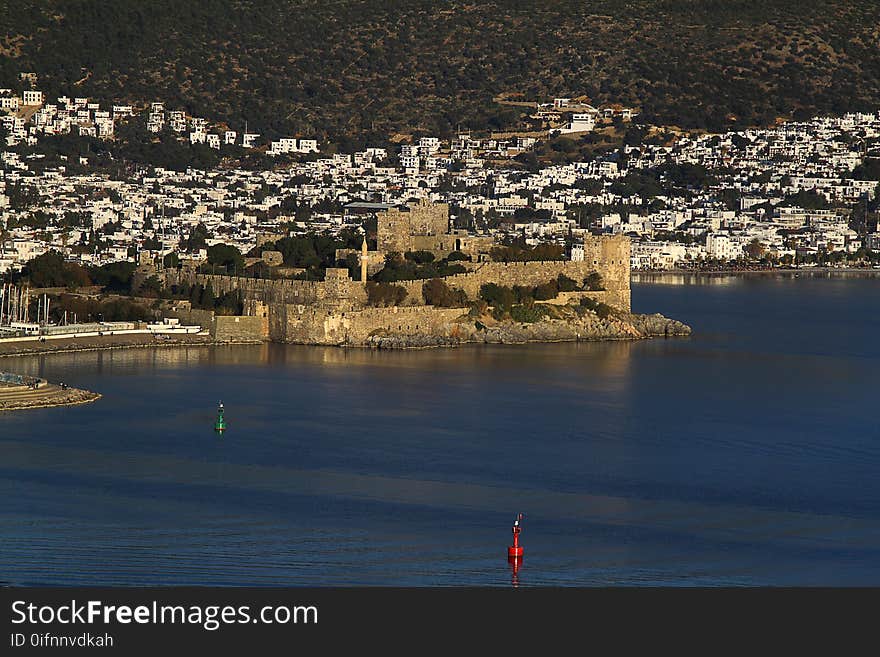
214, 402, 227, 433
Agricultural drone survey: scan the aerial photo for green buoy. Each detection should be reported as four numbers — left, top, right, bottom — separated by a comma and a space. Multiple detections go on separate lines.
214, 401, 227, 434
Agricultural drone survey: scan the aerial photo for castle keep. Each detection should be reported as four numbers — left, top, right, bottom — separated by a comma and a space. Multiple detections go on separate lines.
377, 200, 456, 254
165, 202, 631, 346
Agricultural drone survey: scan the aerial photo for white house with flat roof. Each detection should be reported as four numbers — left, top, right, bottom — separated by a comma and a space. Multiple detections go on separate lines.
21, 90, 43, 106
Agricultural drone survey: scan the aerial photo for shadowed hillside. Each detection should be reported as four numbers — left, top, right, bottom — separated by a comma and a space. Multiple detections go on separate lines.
2, 0, 879, 142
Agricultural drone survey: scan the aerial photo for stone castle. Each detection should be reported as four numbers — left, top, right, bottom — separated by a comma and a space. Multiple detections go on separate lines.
165, 201, 631, 346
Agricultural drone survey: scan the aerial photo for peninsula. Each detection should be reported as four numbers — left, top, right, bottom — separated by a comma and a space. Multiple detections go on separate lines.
158, 201, 690, 348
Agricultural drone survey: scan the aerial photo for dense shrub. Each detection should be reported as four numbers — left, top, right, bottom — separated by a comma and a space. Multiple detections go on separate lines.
481, 277, 569, 307
404, 250, 435, 264
468, 300, 488, 317
557, 273, 579, 292
533, 280, 559, 301
584, 272, 605, 291
479, 282, 517, 309
509, 304, 551, 323
374, 252, 467, 282
422, 278, 468, 307
489, 243, 565, 262
365, 281, 407, 307
18, 251, 91, 288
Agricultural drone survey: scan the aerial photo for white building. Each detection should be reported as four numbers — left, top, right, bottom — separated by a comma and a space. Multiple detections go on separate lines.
419, 137, 441, 155
558, 113, 595, 135
169, 111, 187, 132
297, 139, 319, 154
22, 90, 44, 106
706, 233, 739, 260
0, 92, 20, 111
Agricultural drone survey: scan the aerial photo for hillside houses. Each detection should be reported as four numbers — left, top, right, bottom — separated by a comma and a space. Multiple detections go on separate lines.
0, 97, 878, 274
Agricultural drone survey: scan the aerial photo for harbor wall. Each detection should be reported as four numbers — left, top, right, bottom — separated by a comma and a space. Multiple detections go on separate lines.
212, 315, 267, 342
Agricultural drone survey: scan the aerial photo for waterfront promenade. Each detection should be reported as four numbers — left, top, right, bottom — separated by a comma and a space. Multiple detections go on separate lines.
0, 332, 215, 359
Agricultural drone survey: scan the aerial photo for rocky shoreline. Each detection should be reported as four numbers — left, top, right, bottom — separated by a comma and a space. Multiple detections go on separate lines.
365, 309, 691, 349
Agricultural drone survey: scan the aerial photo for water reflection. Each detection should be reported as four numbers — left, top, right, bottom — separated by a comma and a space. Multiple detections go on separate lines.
1, 340, 637, 397
631, 270, 880, 286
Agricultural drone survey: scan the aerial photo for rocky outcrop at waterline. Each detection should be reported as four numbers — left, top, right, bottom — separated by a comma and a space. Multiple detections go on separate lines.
0, 381, 101, 412
364, 306, 691, 349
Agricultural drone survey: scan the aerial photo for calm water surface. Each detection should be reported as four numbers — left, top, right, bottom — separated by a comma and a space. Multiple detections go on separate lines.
2, 273, 879, 585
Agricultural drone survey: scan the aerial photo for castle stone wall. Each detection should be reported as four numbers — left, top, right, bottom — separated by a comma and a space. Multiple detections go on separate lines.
167, 270, 368, 308
273, 304, 465, 346
212, 315, 267, 342
405, 258, 630, 311
167, 307, 216, 329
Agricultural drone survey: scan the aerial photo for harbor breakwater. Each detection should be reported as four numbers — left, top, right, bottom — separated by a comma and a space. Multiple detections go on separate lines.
0, 372, 101, 412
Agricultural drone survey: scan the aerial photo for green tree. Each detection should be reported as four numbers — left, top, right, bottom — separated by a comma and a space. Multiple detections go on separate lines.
422, 279, 468, 307
743, 238, 767, 260
404, 250, 435, 264
557, 273, 579, 292
207, 244, 245, 274
89, 262, 137, 293
479, 283, 516, 309
365, 281, 407, 307
533, 280, 559, 300
182, 222, 211, 251
137, 275, 164, 298
199, 282, 216, 308
20, 251, 91, 288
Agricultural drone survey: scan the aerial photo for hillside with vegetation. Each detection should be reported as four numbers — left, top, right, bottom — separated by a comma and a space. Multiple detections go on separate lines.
2, 0, 879, 143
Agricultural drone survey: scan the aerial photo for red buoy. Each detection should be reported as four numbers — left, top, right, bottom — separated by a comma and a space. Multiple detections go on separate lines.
507, 513, 524, 558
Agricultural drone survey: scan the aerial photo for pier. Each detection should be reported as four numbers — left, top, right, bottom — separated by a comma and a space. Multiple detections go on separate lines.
0, 372, 101, 411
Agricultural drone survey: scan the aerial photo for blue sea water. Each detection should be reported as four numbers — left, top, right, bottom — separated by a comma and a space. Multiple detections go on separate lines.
1, 273, 878, 586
